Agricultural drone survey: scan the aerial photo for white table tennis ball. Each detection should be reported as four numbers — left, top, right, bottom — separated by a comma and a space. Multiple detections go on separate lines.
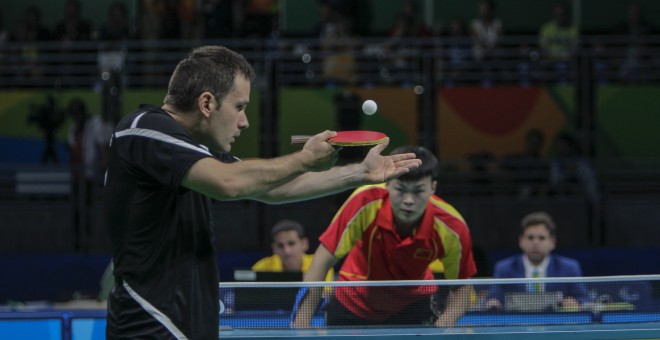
362, 100, 378, 115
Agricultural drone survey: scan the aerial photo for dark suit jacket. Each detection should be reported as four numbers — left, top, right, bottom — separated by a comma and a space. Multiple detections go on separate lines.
487, 254, 589, 304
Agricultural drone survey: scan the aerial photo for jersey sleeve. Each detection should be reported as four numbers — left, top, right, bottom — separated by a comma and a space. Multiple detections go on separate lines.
440, 219, 477, 279
114, 111, 213, 189
319, 185, 383, 259
432, 201, 477, 280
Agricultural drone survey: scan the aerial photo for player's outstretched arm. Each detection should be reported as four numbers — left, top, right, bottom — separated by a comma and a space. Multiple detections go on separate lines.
292, 245, 337, 328
181, 131, 338, 200
256, 138, 421, 204
435, 285, 471, 327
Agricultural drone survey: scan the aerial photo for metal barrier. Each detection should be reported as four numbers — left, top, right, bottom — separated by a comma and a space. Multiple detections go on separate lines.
1, 36, 659, 88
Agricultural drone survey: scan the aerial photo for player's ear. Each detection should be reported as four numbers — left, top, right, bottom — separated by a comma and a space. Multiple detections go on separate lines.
302, 237, 309, 252
198, 92, 214, 118
431, 180, 437, 193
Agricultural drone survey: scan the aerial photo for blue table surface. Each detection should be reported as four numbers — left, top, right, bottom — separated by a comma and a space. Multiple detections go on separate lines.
2, 309, 660, 340
220, 310, 660, 328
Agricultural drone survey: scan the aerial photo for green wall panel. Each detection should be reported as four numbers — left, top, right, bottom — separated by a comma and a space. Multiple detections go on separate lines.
0, 88, 261, 159
596, 86, 660, 158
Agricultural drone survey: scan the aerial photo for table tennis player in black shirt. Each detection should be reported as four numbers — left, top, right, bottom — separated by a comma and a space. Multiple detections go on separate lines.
103, 45, 421, 339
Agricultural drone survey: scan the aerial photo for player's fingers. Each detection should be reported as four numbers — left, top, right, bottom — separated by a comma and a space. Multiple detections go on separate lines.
395, 158, 422, 170
369, 137, 390, 155
390, 152, 418, 162
384, 160, 420, 181
387, 167, 412, 180
316, 130, 337, 142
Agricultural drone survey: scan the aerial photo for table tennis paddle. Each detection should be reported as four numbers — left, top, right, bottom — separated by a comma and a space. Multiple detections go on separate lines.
291, 131, 388, 146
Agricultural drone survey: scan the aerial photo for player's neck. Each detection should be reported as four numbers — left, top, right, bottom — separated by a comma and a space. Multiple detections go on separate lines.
162, 105, 186, 124
526, 255, 548, 267
394, 220, 419, 239
162, 105, 197, 136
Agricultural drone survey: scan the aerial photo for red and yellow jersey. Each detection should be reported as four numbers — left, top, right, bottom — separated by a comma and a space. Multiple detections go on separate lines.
319, 184, 476, 320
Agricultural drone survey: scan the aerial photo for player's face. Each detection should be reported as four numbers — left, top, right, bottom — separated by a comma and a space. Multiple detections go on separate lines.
272, 230, 309, 272
519, 224, 556, 265
208, 75, 250, 152
387, 176, 436, 228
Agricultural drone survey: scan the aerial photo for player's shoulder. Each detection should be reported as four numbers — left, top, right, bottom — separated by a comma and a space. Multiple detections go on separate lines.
496, 254, 522, 266
552, 254, 581, 267
251, 255, 280, 271
493, 254, 523, 274
347, 183, 387, 201
428, 195, 467, 225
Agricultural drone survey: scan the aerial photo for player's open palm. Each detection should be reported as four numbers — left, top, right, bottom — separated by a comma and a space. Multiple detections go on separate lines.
300, 130, 339, 172
362, 138, 421, 183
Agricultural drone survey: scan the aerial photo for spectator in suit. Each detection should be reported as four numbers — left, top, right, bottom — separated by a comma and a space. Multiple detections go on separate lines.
485, 211, 588, 310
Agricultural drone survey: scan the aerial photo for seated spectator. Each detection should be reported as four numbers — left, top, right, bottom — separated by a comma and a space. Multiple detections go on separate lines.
252, 219, 334, 281
240, 0, 278, 38
66, 98, 112, 251
501, 128, 549, 199
485, 212, 589, 310
138, 0, 180, 40
387, 0, 432, 65
10, 6, 51, 80
0, 10, 8, 44
53, 0, 92, 41
315, 1, 357, 84
548, 132, 599, 204
442, 17, 472, 86
202, 0, 234, 39
12, 6, 51, 42
96, 1, 133, 41
469, 0, 503, 63
538, 2, 578, 83
614, 2, 656, 82
469, 0, 503, 86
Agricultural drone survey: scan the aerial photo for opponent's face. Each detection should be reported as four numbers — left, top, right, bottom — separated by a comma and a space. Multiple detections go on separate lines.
272, 230, 309, 272
387, 176, 436, 228
519, 224, 556, 265
207, 75, 250, 152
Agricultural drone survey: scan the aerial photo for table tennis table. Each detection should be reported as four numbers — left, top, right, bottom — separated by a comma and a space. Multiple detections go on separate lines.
218, 275, 660, 340
220, 321, 660, 339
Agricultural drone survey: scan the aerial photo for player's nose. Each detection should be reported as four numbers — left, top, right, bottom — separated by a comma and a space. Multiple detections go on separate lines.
402, 194, 415, 204
239, 113, 249, 129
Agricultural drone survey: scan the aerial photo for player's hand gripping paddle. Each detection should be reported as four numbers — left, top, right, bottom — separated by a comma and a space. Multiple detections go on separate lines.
291, 130, 388, 147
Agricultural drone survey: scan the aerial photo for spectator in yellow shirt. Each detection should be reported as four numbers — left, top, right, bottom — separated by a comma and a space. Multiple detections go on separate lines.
252, 219, 334, 281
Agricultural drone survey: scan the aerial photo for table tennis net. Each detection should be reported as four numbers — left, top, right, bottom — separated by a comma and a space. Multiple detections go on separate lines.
218, 275, 660, 329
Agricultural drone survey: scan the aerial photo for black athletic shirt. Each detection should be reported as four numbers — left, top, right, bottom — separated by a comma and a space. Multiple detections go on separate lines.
104, 104, 237, 339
